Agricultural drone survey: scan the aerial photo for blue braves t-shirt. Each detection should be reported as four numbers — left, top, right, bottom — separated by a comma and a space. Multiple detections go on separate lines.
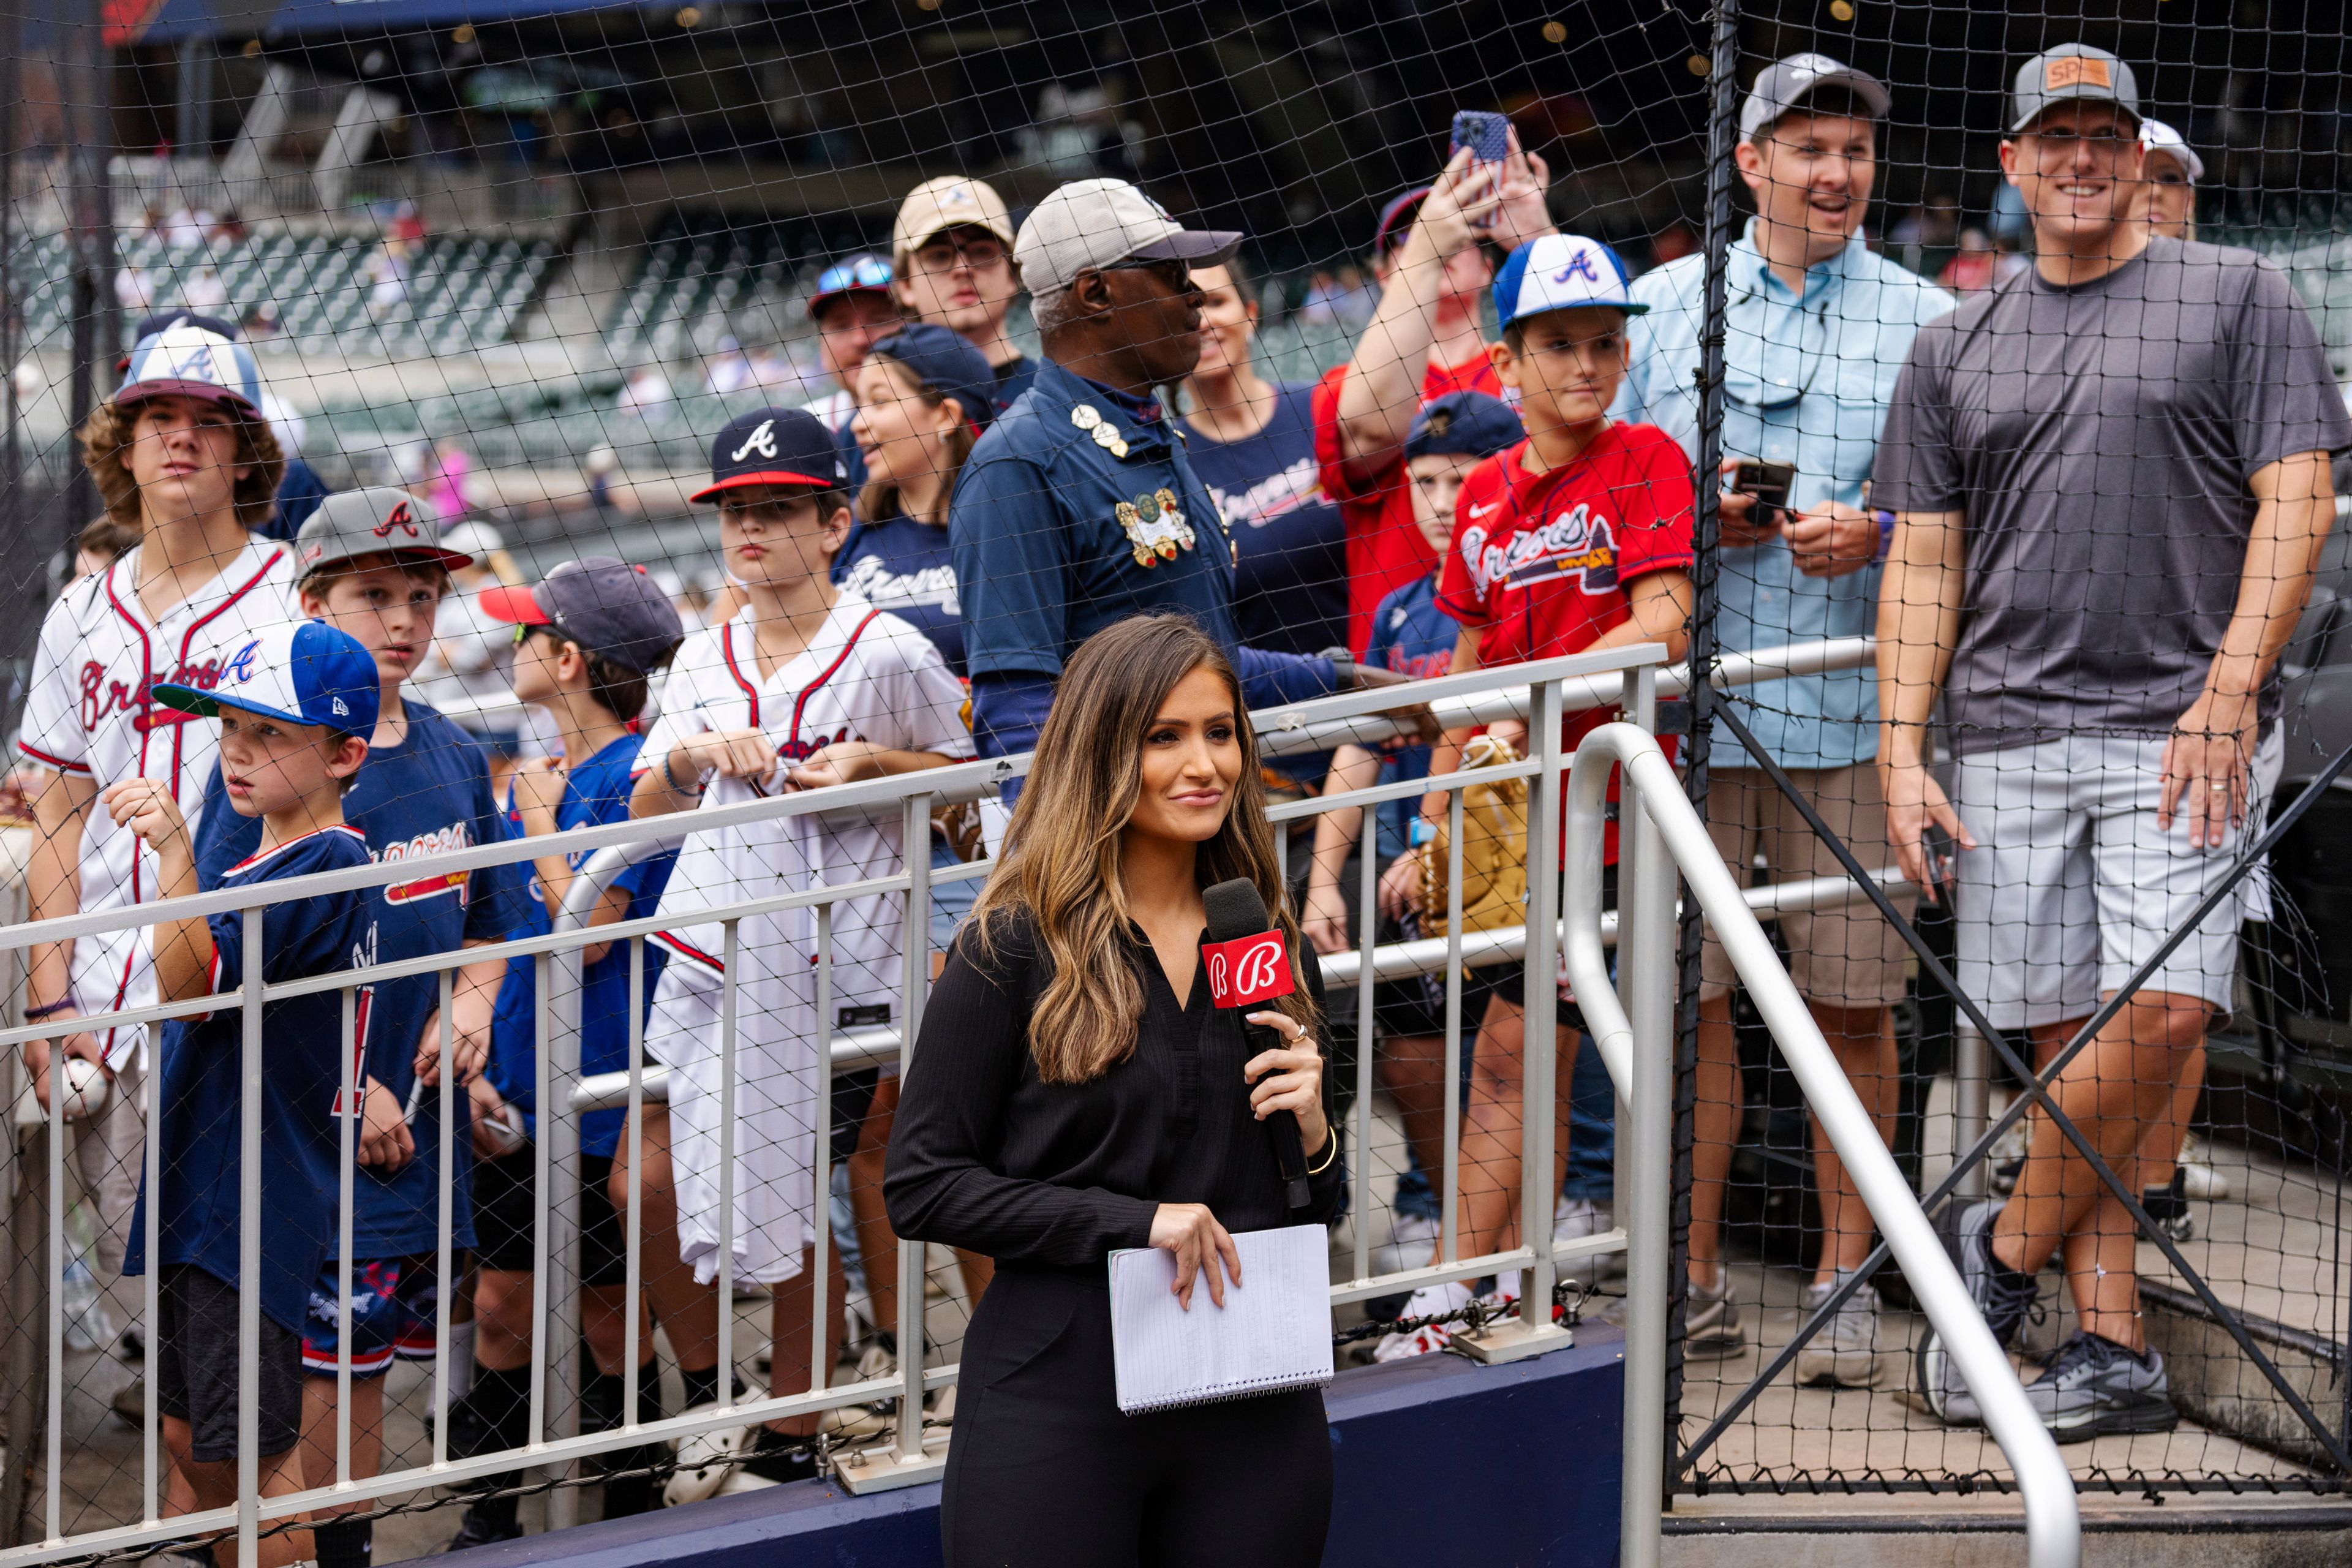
195, 701, 531, 1257
1362, 572, 1457, 864
127, 826, 380, 1336
488, 734, 677, 1158
1183, 385, 1349, 659
833, 516, 963, 674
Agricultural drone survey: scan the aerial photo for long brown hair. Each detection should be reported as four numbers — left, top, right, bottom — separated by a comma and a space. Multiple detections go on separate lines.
970, 615, 1320, 1085
856, 351, 977, 527
81, 398, 285, 533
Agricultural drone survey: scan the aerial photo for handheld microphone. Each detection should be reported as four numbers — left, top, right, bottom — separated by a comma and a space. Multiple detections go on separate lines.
1200, 877, 1313, 1211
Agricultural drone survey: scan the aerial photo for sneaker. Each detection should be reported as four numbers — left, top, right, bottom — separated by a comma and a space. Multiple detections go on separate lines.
1793, 1275, 1882, 1387
1914, 1197, 2043, 1425
2022, 1330, 2178, 1441
440, 1507, 522, 1553
1373, 1212, 1442, 1278
663, 1411, 751, 1507
2177, 1135, 2231, 1202
1682, 1275, 1746, 1356
737, 1425, 820, 1484
1371, 1281, 1470, 1362
1986, 1115, 2031, 1196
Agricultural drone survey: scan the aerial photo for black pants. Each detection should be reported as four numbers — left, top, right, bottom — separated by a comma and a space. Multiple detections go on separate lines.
943, 1267, 1332, 1567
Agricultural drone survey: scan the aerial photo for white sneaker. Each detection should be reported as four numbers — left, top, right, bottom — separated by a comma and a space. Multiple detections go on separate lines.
1554, 1197, 1610, 1242
664, 1411, 751, 1507
1372, 1281, 1471, 1361
2178, 1136, 2231, 1201
1373, 1212, 1442, 1277
1793, 1275, 1883, 1388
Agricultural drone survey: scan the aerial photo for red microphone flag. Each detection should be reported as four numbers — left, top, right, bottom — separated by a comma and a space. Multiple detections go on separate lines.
1201, 931, 1296, 1009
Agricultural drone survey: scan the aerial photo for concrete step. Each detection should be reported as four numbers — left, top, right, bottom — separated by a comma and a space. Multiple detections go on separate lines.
1664, 1491, 2352, 1568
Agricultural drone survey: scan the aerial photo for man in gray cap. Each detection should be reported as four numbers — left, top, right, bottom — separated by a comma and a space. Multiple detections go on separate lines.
1879, 45, 2346, 1436
952, 178, 1377, 772
1617, 50, 1951, 1384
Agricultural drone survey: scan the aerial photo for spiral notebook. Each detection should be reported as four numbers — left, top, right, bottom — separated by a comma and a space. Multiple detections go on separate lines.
1107, 1223, 1336, 1415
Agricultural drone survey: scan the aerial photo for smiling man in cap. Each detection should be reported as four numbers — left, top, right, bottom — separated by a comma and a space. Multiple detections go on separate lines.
1880, 43, 2346, 1438
1615, 50, 1950, 1383
951, 178, 1390, 776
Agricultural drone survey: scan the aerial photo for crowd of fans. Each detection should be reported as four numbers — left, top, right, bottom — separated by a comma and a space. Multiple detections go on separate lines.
11, 37, 2345, 1561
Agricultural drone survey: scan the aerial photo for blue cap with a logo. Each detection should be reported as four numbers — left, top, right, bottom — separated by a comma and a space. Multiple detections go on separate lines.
867, 323, 998, 435
809, 252, 894, 318
1493, 233, 1646, 334
692, 407, 848, 503
1406, 391, 1525, 462
118, 317, 265, 413
152, 619, 382, 736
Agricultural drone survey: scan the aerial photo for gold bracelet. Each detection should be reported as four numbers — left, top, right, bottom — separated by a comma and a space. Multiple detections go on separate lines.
1305, 1128, 1340, 1175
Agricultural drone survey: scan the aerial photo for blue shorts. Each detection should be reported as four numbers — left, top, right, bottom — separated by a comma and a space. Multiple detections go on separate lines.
302, 1255, 440, 1377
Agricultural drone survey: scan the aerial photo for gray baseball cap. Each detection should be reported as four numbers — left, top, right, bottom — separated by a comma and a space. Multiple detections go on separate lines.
1014, 178, 1242, 300
478, 556, 684, 674
1739, 53, 1891, 144
2010, 44, 2141, 134
293, 486, 472, 578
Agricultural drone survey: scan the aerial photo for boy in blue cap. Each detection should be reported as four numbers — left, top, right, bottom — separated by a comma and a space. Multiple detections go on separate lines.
108, 619, 383, 1568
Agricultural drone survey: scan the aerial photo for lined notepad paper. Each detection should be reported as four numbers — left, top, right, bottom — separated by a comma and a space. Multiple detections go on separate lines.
1107, 1223, 1336, 1415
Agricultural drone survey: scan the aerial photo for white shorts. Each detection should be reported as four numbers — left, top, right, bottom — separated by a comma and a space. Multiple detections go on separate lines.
1951, 728, 2282, 1031
643, 948, 818, 1287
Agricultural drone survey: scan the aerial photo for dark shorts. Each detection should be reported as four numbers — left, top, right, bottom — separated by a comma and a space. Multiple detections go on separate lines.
832, 1067, 881, 1167
156, 1264, 304, 1463
472, 1148, 630, 1286
302, 1256, 439, 1377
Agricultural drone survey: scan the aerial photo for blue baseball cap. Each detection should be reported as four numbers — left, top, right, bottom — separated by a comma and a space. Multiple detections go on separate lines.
1406, 391, 1525, 462
865, 323, 998, 435
152, 619, 382, 736
118, 316, 265, 413
1492, 233, 1646, 334
809, 252, 895, 319
691, 407, 847, 503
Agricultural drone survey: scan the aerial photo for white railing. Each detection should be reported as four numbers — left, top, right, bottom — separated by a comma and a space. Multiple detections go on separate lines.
0, 636, 2059, 1566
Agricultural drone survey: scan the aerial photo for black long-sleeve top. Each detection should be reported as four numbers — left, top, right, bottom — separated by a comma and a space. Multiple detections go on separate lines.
885, 910, 1343, 1276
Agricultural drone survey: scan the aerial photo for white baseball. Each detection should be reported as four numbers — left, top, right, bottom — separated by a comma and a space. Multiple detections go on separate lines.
58, 1056, 109, 1123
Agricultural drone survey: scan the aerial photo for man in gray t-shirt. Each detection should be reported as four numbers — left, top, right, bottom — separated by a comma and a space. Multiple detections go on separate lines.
1875, 45, 2344, 1439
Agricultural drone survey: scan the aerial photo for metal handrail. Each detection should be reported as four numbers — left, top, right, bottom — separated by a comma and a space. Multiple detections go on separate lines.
1562, 723, 2082, 1568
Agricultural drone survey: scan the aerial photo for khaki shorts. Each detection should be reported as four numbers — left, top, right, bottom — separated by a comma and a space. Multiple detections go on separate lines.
1698, 764, 1915, 1009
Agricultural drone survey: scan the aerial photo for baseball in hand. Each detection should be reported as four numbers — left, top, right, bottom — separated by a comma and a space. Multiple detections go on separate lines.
58, 1057, 109, 1122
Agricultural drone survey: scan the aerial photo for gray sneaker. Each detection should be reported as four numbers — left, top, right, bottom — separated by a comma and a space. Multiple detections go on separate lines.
1795, 1274, 1882, 1387
2024, 1330, 2177, 1442
1914, 1197, 2042, 1424
1683, 1275, 1747, 1355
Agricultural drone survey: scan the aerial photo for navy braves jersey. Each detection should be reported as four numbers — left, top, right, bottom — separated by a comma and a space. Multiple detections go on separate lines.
1183, 385, 1349, 659
127, 826, 380, 1337
195, 701, 531, 1256
832, 515, 965, 675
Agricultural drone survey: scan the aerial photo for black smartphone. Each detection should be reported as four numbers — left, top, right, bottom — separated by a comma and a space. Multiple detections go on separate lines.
1920, 821, 1958, 904
1450, 110, 1512, 167
1732, 459, 1795, 528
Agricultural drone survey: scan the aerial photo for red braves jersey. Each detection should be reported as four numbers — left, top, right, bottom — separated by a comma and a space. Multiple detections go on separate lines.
18, 538, 296, 1065
1313, 347, 1502, 657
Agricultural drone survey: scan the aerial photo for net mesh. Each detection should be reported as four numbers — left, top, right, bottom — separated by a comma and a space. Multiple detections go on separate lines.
1, 2, 2350, 1556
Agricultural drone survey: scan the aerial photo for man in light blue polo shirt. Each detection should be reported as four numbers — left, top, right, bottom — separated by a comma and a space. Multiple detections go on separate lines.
1615, 52, 1950, 1382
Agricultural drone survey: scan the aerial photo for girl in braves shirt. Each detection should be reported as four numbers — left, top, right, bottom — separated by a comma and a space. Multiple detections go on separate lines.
17, 320, 288, 1370
614, 407, 973, 1486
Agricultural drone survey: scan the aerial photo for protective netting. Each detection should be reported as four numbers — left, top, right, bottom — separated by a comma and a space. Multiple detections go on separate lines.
2, 3, 2351, 1559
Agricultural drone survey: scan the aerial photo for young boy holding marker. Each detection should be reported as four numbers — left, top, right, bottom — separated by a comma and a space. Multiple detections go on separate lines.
439, 558, 685, 1548
113, 619, 383, 1568
1379, 234, 1695, 1356
617, 407, 973, 1487
192, 489, 528, 1568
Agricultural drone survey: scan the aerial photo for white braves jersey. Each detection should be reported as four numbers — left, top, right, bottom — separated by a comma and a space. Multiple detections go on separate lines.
18, 536, 298, 1065
641, 596, 971, 1031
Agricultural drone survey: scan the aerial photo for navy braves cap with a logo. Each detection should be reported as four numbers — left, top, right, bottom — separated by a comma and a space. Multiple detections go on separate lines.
1493, 233, 1646, 333
118, 317, 265, 413
153, 619, 382, 737
294, 486, 474, 577
692, 407, 847, 503
866, 323, 998, 434
809, 252, 895, 319
1373, 186, 1433, 255
1406, 391, 1525, 462
480, 556, 685, 674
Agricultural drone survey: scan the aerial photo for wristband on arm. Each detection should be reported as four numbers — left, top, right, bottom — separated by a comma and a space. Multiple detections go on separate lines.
1872, 508, 1898, 564
23, 998, 75, 1022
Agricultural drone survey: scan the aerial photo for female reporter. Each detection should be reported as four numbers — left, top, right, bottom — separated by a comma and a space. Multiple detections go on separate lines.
886, 614, 1340, 1566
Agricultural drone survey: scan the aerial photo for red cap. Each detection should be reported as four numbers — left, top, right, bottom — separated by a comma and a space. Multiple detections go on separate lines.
477, 584, 551, 625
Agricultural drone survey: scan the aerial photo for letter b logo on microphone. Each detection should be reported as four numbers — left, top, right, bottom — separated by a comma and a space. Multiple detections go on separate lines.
1202, 933, 1295, 1008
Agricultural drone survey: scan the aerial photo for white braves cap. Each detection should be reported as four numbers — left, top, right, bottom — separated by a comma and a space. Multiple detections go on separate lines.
1014, 178, 1243, 300
2140, 118, 2204, 183
1492, 233, 1646, 333
118, 318, 264, 413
